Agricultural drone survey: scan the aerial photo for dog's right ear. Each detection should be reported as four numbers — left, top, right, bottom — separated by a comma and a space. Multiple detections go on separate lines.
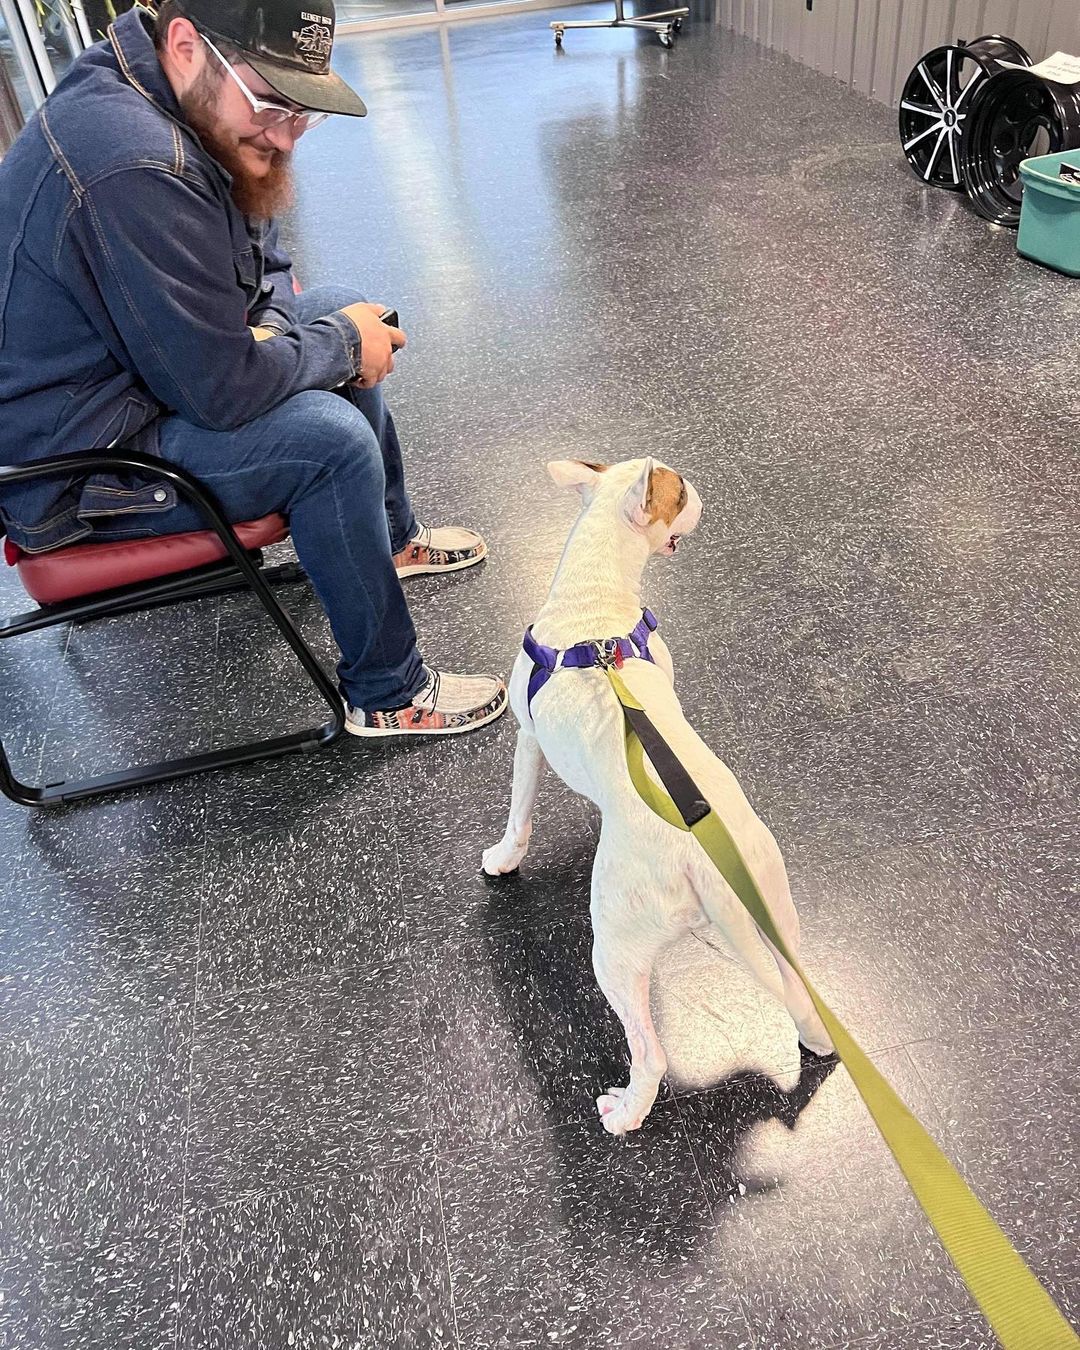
546, 460, 607, 492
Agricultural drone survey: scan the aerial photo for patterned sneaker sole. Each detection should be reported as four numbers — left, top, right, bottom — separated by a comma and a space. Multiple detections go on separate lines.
344, 686, 508, 738
394, 542, 488, 579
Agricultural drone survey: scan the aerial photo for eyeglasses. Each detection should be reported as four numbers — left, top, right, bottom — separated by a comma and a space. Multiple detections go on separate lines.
201, 34, 329, 132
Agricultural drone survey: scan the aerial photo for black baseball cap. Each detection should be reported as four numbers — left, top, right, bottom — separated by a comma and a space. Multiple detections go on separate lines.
171, 0, 367, 117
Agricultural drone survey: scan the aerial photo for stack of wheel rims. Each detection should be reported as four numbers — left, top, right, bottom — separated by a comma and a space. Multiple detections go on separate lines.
898, 34, 1080, 227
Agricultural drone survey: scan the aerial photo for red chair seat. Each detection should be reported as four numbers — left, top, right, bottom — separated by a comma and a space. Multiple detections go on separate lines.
4, 514, 289, 606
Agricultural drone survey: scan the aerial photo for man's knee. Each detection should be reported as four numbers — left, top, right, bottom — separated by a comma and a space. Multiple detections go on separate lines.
293, 283, 368, 324
285, 390, 383, 487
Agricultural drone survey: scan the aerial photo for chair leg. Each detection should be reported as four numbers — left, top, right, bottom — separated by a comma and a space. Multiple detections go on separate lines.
0, 560, 344, 808
0, 448, 348, 806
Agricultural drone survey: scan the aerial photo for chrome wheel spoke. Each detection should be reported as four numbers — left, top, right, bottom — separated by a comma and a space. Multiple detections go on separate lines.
923, 127, 948, 181
918, 61, 947, 112
904, 122, 943, 152
947, 127, 961, 182
956, 70, 984, 109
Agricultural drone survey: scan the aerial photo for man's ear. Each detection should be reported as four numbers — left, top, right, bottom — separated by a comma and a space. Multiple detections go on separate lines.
162, 14, 202, 72
546, 460, 606, 491
621, 457, 655, 531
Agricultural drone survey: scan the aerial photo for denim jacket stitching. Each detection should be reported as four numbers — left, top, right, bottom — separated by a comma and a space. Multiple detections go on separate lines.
0, 159, 54, 345
110, 23, 158, 110
8, 520, 93, 553
77, 499, 174, 516
10, 501, 80, 530
82, 159, 187, 189
40, 109, 83, 194
325, 312, 361, 381
52, 195, 81, 272
81, 483, 168, 496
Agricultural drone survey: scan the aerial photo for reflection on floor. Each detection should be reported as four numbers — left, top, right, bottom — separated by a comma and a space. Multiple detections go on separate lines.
0, 4, 1077, 1346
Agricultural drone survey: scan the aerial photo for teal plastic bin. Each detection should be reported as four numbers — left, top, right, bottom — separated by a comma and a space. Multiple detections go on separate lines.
1017, 151, 1080, 276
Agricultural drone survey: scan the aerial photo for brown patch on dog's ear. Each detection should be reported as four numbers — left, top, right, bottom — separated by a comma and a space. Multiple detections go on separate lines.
579, 461, 609, 473
547, 460, 606, 491
646, 468, 688, 525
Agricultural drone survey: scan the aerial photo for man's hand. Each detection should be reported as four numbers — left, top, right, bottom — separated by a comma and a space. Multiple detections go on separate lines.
338, 302, 407, 388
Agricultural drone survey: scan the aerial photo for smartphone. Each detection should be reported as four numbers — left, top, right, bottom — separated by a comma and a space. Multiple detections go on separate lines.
379, 308, 404, 351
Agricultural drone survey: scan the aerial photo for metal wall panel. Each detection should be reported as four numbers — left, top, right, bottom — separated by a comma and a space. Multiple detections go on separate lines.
719, 0, 1080, 107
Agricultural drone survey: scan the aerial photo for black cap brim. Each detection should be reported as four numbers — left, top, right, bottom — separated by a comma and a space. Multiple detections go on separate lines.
244, 54, 367, 117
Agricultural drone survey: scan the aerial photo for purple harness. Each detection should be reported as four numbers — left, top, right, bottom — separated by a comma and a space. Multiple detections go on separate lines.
523, 608, 659, 712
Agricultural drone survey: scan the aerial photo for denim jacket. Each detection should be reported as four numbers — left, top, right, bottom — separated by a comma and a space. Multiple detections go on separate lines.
0, 6, 361, 552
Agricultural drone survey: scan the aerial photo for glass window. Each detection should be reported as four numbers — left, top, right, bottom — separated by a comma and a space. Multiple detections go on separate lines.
337, 0, 438, 21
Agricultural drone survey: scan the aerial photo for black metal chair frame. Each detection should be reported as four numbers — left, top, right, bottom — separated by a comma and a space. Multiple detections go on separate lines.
0, 449, 345, 807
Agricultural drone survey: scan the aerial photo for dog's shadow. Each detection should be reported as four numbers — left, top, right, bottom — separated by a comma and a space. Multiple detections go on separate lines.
478, 874, 838, 1266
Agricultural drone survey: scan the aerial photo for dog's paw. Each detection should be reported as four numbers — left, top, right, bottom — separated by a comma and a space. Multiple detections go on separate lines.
596, 1087, 644, 1136
799, 1036, 838, 1063
481, 840, 525, 876
796, 1019, 834, 1060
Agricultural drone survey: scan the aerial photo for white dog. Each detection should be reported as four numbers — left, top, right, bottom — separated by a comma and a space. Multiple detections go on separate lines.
482, 457, 833, 1136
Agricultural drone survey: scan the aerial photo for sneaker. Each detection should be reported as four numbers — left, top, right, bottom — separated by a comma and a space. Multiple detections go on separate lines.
393, 522, 487, 578
345, 666, 508, 738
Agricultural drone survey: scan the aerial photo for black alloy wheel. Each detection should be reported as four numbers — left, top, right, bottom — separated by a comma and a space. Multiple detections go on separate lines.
898, 34, 1031, 190
958, 67, 1080, 226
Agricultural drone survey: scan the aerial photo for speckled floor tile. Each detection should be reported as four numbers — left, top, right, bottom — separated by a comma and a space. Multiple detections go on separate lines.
0, 854, 202, 1039
811, 523, 1080, 688
211, 603, 341, 747
62, 588, 220, 653
906, 1026, 1078, 1327
838, 1314, 993, 1349
0, 796, 35, 879
785, 820, 1080, 1048
438, 1105, 754, 1349
704, 521, 1080, 743
0, 625, 69, 768
186, 962, 429, 1206
0, 1005, 191, 1252
413, 915, 660, 1150
684, 1047, 973, 1347
7, 775, 207, 883
40, 629, 219, 781
199, 817, 407, 999
721, 680, 1080, 869
197, 735, 389, 844
399, 553, 523, 683
1008, 401, 1080, 502
0, 1237, 179, 1350
393, 721, 598, 948
652, 930, 827, 1085
672, 1048, 842, 1206
177, 1158, 454, 1350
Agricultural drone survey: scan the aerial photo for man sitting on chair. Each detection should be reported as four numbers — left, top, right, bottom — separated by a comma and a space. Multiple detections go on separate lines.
0, 0, 507, 738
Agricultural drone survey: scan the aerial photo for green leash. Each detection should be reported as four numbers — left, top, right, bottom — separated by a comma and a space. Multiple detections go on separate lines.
609, 666, 1078, 1350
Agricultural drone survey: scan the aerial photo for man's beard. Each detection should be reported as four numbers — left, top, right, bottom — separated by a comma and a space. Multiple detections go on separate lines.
180, 67, 295, 219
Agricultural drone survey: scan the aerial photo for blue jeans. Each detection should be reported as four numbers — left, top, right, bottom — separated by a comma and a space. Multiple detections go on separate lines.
91, 286, 427, 711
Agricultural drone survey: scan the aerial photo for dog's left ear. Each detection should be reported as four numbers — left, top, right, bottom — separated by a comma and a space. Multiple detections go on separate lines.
621, 457, 655, 532
547, 460, 606, 492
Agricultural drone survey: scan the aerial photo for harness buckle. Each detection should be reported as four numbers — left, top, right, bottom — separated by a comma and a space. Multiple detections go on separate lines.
594, 637, 622, 669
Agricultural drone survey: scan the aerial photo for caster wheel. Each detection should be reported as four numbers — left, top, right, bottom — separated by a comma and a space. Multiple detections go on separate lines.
672, 17, 683, 31
659, 29, 673, 46
554, 30, 563, 45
